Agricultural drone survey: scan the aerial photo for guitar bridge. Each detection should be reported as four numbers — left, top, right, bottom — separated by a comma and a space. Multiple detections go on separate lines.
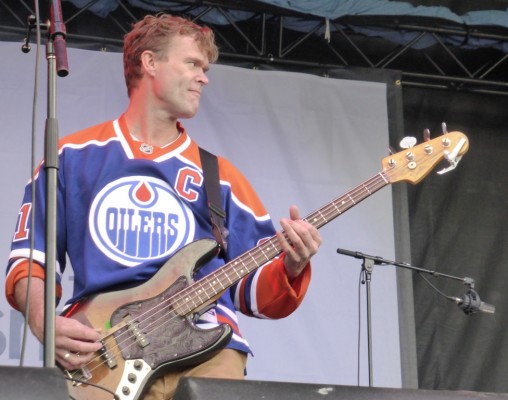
65, 365, 92, 387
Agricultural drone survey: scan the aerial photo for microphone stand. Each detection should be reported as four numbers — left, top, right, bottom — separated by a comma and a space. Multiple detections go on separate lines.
43, 0, 69, 368
337, 247, 478, 387
43, 36, 58, 369
361, 256, 375, 387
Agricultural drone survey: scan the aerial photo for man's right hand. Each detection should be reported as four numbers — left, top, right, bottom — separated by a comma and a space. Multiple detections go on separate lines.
14, 276, 102, 370
53, 315, 102, 370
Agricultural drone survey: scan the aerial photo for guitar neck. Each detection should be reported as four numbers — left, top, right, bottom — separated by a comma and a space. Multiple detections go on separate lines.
304, 171, 389, 230
173, 171, 390, 315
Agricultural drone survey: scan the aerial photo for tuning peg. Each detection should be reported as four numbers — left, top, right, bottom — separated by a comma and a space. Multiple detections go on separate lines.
441, 122, 448, 134
399, 136, 417, 149
423, 128, 431, 142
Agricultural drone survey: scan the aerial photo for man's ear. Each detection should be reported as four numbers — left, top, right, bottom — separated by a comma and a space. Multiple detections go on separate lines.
140, 50, 157, 77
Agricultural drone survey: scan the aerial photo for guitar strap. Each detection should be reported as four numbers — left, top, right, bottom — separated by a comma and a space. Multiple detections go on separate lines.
199, 147, 228, 257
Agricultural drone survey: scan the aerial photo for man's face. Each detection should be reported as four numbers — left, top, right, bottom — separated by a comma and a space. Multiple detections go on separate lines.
151, 35, 210, 119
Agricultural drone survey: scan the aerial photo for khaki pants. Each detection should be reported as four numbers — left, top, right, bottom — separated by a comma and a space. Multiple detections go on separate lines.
143, 349, 247, 400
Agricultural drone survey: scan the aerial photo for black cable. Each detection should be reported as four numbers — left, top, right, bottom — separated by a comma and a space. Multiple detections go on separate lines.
416, 271, 456, 303
64, 376, 120, 400
20, 0, 43, 368
356, 268, 364, 386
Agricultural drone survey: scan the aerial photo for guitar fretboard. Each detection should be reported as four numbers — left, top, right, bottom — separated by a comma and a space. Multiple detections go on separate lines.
172, 171, 390, 315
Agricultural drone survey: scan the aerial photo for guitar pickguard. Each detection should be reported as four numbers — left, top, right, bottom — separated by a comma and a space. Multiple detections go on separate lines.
110, 275, 232, 371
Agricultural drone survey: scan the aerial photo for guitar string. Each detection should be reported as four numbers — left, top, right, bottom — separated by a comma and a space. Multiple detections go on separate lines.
108, 172, 389, 331
67, 171, 392, 383
79, 142, 448, 377
66, 235, 282, 382
66, 171, 391, 383
66, 234, 282, 380
96, 138, 452, 372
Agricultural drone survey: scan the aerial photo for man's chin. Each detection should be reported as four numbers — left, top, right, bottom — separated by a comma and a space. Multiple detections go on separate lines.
178, 109, 199, 119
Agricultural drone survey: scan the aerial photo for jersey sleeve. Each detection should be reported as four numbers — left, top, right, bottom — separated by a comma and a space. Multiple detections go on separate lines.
5, 260, 63, 310
217, 156, 312, 319
234, 254, 312, 319
5, 156, 68, 310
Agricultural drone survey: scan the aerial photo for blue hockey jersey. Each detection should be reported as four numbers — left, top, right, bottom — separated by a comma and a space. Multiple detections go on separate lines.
6, 115, 311, 355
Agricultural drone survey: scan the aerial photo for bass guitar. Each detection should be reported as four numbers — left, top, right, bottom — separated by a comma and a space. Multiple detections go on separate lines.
62, 130, 469, 400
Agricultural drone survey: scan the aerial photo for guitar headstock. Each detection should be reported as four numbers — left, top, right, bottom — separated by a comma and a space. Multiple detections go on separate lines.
382, 131, 469, 184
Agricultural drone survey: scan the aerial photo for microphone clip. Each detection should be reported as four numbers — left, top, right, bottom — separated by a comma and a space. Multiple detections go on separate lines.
455, 289, 496, 315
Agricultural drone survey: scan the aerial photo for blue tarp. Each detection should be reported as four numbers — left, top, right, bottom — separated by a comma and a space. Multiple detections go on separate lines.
65, 0, 508, 52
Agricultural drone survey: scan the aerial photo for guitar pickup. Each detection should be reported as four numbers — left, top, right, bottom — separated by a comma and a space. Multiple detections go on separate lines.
99, 340, 118, 369
125, 316, 150, 349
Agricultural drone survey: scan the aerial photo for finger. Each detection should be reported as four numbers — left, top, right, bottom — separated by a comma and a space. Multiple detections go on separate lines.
55, 317, 103, 355
276, 229, 295, 254
57, 349, 96, 371
286, 204, 322, 243
289, 205, 301, 221
278, 232, 309, 279
276, 230, 302, 266
57, 349, 79, 370
289, 218, 322, 249
56, 337, 103, 354
57, 316, 101, 341
283, 219, 312, 250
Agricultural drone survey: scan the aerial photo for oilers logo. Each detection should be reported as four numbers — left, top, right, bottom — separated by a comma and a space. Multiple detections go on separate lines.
89, 176, 195, 266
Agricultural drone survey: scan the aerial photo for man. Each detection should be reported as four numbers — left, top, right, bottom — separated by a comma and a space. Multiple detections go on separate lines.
5, 13, 322, 399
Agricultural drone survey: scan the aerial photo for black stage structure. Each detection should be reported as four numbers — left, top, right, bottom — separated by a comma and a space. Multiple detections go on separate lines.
1, 0, 508, 396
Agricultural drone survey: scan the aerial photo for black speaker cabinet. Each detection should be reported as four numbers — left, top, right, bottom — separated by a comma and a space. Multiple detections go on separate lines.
0, 366, 69, 400
174, 377, 508, 400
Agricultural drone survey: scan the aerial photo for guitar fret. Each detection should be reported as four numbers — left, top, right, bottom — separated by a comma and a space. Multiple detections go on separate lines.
361, 183, 372, 194
183, 294, 197, 312
313, 210, 328, 225
332, 202, 343, 214
194, 284, 207, 302
215, 270, 227, 294
247, 252, 259, 268
208, 277, 217, 289
223, 270, 233, 285
259, 242, 273, 261
234, 260, 246, 277
205, 280, 218, 296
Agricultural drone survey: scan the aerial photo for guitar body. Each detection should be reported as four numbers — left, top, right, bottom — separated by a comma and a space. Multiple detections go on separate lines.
63, 239, 233, 400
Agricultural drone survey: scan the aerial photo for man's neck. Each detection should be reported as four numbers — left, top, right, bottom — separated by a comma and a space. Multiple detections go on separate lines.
124, 97, 180, 148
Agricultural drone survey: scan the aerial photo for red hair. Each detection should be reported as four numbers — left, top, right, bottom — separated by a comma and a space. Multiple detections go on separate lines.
123, 14, 218, 96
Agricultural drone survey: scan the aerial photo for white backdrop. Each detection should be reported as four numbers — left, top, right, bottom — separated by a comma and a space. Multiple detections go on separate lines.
0, 41, 402, 388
